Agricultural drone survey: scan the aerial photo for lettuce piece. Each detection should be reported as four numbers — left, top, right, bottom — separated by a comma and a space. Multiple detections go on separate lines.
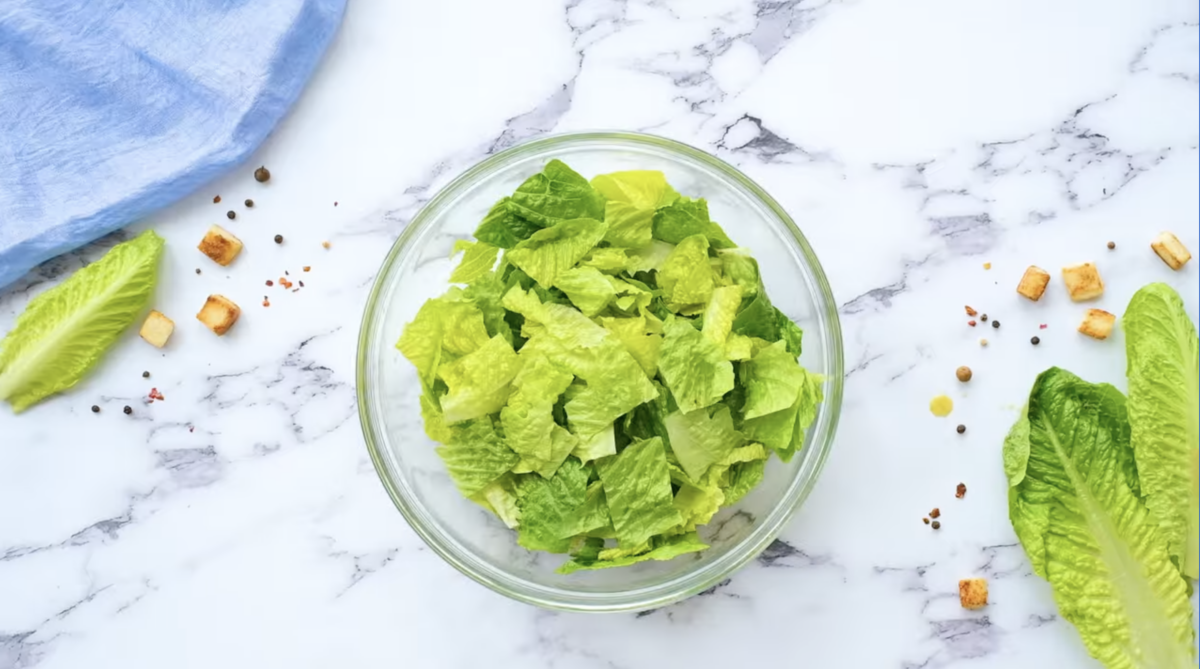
1004, 367, 1195, 669
397, 290, 492, 386
651, 198, 735, 249
579, 247, 631, 273
664, 405, 742, 481
722, 459, 766, 506
558, 532, 707, 574
419, 393, 453, 444
472, 474, 521, 529
500, 353, 573, 469
673, 481, 724, 531
515, 457, 591, 553
1122, 283, 1199, 580
626, 240, 675, 273
553, 266, 616, 317
461, 271, 514, 345
596, 437, 683, 545
562, 480, 612, 538
599, 315, 662, 378
701, 285, 743, 345
449, 240, 500, 284
0, 230, 164, 413
776, 309, 804, 357
474, 198, 541, 249
437, 334, 522, 423
731, 291, 778, 341
602, 201, 656, 249
658, 234, 714, 311
505, 218, 607, 289
591, 170, 679, 210
658, 318, 734, 414
741, 341, 807, 419
743, 366, 822, 461
717, 251, 761, 300
571, 424, 617, 463
508, 160, 606, 228
437, 419, 520, 497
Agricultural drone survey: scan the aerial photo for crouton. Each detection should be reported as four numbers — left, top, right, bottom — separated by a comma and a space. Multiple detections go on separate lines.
196, 294, 241, 335
1151, 232, 1191, 270
1016, 266, 1051, 301
1062, 262, 1104, 301
139, 310, 175, 348
1078, 309, 1116, 340
198, 225, 243, 266
959, 578, 988, 610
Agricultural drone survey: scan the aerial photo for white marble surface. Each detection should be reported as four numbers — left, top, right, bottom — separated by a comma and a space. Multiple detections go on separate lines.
2, 0, 1198, 667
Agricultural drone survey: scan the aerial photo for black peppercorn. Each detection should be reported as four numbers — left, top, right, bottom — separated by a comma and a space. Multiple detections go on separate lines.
195, 268, 201, 275
226, 210, 236, 220
931, 521, 941, 530
91, 405, 100, 413
142, 371, 150, 378
274, 234, 283, 244
1107, 241, 1116, 250
244, 199, 254, 208
980, 314, 988, 322
254, 166, 271, 183
992, 320, 1000, 329
123, 405, 133, 415
956, 424, 966, 434
1031, 336, 1040, 345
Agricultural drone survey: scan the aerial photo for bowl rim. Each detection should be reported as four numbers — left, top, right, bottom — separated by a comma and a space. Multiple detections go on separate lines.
357, 130, 844, 612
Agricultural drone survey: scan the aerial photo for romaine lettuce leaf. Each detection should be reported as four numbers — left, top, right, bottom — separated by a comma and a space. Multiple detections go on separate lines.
571, 424, 617, 463
591, 170, 679, 210
397, 290, 492, 386
437, 418, 520, 497
599, 315, 662, 378
553, 266, 616, 317
0, 230, 164, 413
741, 341, 807, 419
701, 285, 743, 345
515, 457, 591, 553
472, 474, 521, 529
500, 353, 573, 470
742, 366, 822, 461
474, 198, 541, 249
658, 318, 734, 414
449, 240, 500, 285
602, 201, 656, 249
663, 405, 742, 481
557, 532, 707, 574
461, 271, 514, 345
437, 334, 522, 423
651, 198, 735, 249
658, 234, 714, 311
1004, 367, 1195, 669
505, 218, 607, 289
508, 160, 606, 227
596, 437, 683, 546
1123, 283, 1199, 580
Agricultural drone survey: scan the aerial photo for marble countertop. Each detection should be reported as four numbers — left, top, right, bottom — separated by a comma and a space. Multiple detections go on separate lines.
2, 0, 1197, 667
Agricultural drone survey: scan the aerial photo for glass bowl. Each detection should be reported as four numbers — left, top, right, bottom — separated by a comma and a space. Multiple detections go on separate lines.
357, 131, 844, 612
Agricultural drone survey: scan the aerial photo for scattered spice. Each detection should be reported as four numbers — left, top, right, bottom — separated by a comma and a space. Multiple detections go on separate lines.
1031, 336, 1041, 346
322, 241, 331, 249
226, 210, 236, 220
254, 166, 271, 183
123, 405, 133, 415
195, 268, 202, 275
292, 288, 300, 293
956, 366, 973, 382
932, 520, 942, 530
278, 277, 293, 289
1039, 324, 1048, 330
148, 388, 164, 402
930, 508, 941, 519
956, 483, 967, 499
91, 405, 100, 413
980, 338, 989, 347
982, 262, 992, 270
930, 395, 954, 417
965, 306, 978, 316
968, 320, 977, 327
262, 296, 271, 307
956, 424, 966, 434
980, 314, 988, 322
298, 280, 305, 288
244, 198, 254, 208
334, 201, 339, 207
991, 320, 1000, 329
923, 517, 931, 525
189, 425, 195, 433
142, 371, 150, 378
213, 195, 221, 204
303, 266, 311, 272
266, 280, 274, 287
274, 234, 283, 244
1107, 241, 1116, 250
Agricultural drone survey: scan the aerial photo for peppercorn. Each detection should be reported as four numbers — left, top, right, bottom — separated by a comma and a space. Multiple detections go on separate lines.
1107, 241, 1116, 250
992, 320, 1000, 329
195, 268, 201, 275
274, 234, 283, 244
931, 521, 941, 530
244, 198, 254, 208
91, 405, 100, 413
923, 518, 930, 525
142, 371, 150, 378
254, 166, 271, 183
956, 366, 972, 382
226, 211, 237, 221
123, 405, 132, 415
1031, 336, 1040, 346
980, 314, 988, 322
956, 424, 966, 434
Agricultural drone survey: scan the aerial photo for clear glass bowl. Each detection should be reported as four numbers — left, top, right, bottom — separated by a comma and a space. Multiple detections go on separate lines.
357, 132, 844, 612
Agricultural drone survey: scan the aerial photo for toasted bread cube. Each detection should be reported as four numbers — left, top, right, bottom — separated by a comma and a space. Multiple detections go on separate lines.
1078, 309, 1116, 340
1151, 232, 1191, 270
139, 310, 175, 348
959, 578, 988, 610
1061, 262, 1105, 301
1016, 265, 1051, 301
196, 294, 241, 335
198, 225, 243, 266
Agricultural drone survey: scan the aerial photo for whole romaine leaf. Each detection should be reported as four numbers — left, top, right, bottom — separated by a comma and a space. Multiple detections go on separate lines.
1122, 283, 1199, 580
663, 405, 742, 481
1004, 367, 1195, 669
596, 437, 683, 546
558, 532, 707, 574
474, 198, 541, 249
658, 318, 734, 414
437, 418, 520, 498
509, 160, 606, 227
505, 218, 607, 289
651, 198, 735, 249
0, 230, 164, 413
657, 234, 714, 310
437, 334, 523, 423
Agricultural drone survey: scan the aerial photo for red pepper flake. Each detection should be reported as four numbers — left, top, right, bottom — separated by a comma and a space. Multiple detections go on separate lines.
213, 195, 221, 204
968, 320, 977, 327
302, 266, 311, 272
1039, 324, 1048, 329
965, 306, 978, 316
266, 280, 274, 287
956, 483, 967, 499
262, 296, 271, 307
148, 388, 165, 402
930, 508, 941, 519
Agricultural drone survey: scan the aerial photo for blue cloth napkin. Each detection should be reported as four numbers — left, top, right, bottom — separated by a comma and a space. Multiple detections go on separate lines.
0, 0, 346, 290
